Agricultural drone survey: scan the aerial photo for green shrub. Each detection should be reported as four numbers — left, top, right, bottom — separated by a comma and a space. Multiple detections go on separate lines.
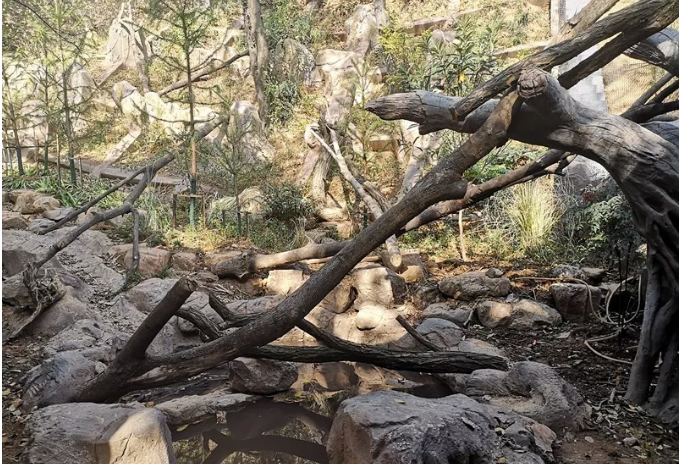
263, 0, 312, 48
265, 76, 301, 126
262, 182, 314, 224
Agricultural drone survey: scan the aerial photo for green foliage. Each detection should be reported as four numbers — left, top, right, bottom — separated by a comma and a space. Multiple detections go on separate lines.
263, 0, 313, 49
262, 182, 314, 224
265, 75, 301, 126
379, 17, 501, 95
464, 142, 542, 184
564, 182, 643, 259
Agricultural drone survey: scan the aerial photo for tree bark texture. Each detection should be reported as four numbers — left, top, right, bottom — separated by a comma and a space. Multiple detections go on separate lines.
244, 0, 269, 127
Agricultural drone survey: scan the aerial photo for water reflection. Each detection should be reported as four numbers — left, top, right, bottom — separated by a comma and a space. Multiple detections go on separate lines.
173, 398, 332, 464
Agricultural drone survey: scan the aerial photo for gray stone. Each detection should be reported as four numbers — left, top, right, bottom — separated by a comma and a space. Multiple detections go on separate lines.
509, 299, 562, 329
229, 358, 298, 395
8, 188, 34, 203
439, 271, 511, 301
42, 207, 75, 221
422, 302, 473, 325
45, 319, 129, 363
355, 302, 389, 330
456, 338, 507, 360
123, 246, 171, 278
228, 101, 274, 162
171, 251, 199, 272
13, 191, 44, 214
28, 289, 101, 338
327, 391, 555, 464
550, 283, 601, 323
485, 268, 504, 278
2, 273, 33, 307
266, 269, 307, 295
351, 264, 406, 306
28, 218, 55, 234
2, 211, 28, 229
23, 351, 105, 410
581, 267, 606, 284
551, 264, 585, 281
476, 361, 591, 432
415, 318, 463, 350
27, 402, 176, 464
155, 390, 256, 427
477, 301, 513, 328
320, 279, 355, 314
465, 369, 511, 396
272, 38, 315, 86
32, 195, 60, 213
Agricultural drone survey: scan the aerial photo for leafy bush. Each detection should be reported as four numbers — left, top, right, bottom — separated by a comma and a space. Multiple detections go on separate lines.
263, 0, 312, 49
262, 182, 314, 224
379, 17, 501, 95
265, 76, 301, 126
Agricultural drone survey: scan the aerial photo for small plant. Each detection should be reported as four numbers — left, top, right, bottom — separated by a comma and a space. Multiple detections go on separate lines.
263, 0, 313, 49
265, 75, 301, 126
262, 182, 315, 224
504, 179, 562, 254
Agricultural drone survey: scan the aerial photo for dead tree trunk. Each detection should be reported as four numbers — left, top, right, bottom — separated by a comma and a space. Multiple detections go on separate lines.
369, 69, 679, 422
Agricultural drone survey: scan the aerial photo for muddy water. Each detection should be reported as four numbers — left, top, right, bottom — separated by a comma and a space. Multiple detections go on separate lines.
173, 399, 332, 464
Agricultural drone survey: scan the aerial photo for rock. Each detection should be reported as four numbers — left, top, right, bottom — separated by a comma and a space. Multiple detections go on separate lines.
623, 437, 638, 447
22, 351, 105, 410
45, 319, 129, 363
112, 80, 138, 107
422, 302, 472, 326
107, 243, 134, 265
28, 289, 101, 338
456, 338, 507, 359
317, 206, 349, 222
313, 362, 359, 391
2, 190, 8, 204
414, 318, 463, 350
77, 207, 122, 230
2, 211, 28, 229
28, 218, 55, 234
351, 264, 406, 306
477, 301, 513, 328
465, 369, 511, 396
13, 191, 44, 214
228, 101, 274, 162
124, 246, 172, 278
2, 273, 34, 307
400, 253, 426, 283
355, 302, 389, 330
320, 279, 355, 314
581, 267, 606, 284
155, 390, 256, 427
225, 296, 285, 318
485, 268, 504, 278
171, 252, 198, 272
272, 38, 316, 86
550, 283, 602, 322
509, 299, 562, 329
8, 188, 34, 203
26, 402, 175, 464
345, 3, 378, 54
229, 358, 298, 394
477, 300, 562, 329
266, 269, 307, 295
439, 271, 511, 301
551, 264, 585, 281
68, 63, 96, 107
464, 361, 590, 432
32, 195, 60, 213
413, 282, 442, 308
42, 207, 75, 221
327, 391, 555, 464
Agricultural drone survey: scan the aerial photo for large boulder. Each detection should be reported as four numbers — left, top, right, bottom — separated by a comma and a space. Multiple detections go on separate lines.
22, 351, 105, 410
228, 101, 274, 162
3, 211, 28, 229
171, 251, 198, 272
413, 318, 463, 349
351, 264, 406, 306
27, 288, 101, 338
327, 391, 555, 464
461, 361, 591, 432
45, 319, 129, 363
345, 3, 379, 54
477, 300, 562, 329
355, 302, 391, 330
266, 269, 307, 295
13, 191, 45, 214
122, 246, 172, 278
550, 283, 602, 322
155, 390, 256, 428
272, 38, 315, 86
439, 271, 511, 301
26, 402, 175, 464
422, 302, 473, 326
229, 358, 298, 394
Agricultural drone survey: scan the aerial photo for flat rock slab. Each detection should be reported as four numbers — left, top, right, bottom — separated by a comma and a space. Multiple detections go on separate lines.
27, 402, 176, 464
155, 390, 257, 427
439, 271, 511, 301
327, 390, 555, 464
229, 358, 298, 395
